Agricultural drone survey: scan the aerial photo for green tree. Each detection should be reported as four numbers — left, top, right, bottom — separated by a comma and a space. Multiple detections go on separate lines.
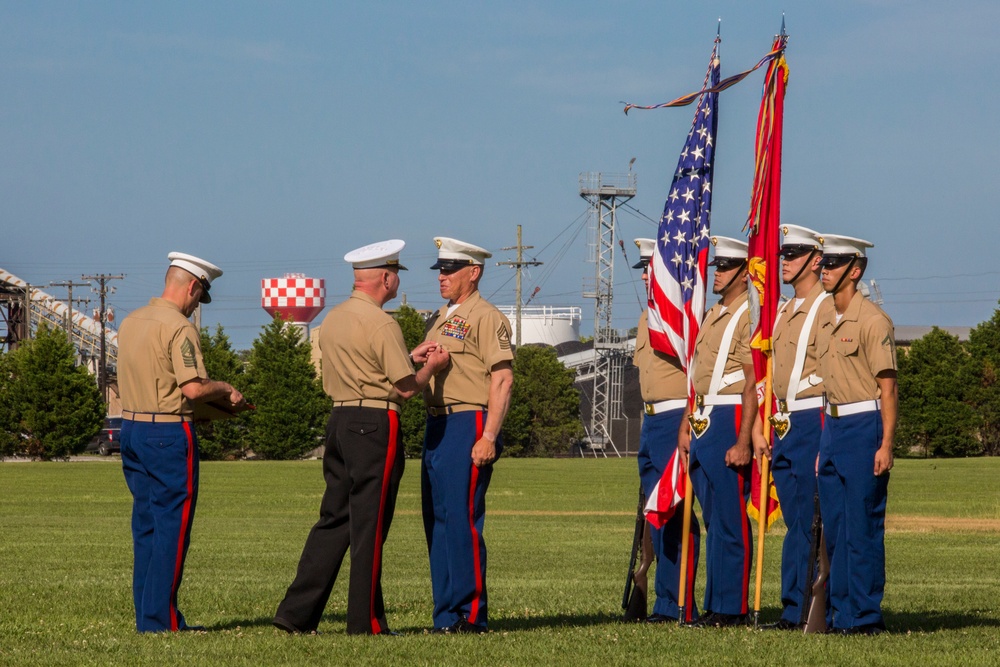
896, 327, 981, 457
242, 316, 330, 460
394, 304, 429, 457
0, 325, 104, 460
966, 305, 1000, 456
502, 344, 583, 457
195, 324, 248, 460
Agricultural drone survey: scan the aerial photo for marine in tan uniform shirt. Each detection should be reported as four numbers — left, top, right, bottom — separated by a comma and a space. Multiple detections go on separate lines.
681, 235, 756, 625
421, 236, 514, 634
752, 224, 833, 631
118, 252, 245, 633
630, 237, 700, 623
274, 239, 449, 637
815, 233, 896, 635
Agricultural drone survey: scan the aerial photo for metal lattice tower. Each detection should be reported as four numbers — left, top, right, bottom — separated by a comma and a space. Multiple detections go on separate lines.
580, 172, 635, 455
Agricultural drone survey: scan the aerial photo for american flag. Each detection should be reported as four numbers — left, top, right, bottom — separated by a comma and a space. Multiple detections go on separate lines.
642, 43, 720, 528
647, 45, 720, 387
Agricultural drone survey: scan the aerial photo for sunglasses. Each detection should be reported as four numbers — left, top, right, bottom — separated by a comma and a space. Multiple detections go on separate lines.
820, 255, 856, 269
779, 247, 816, 260
713, 260, 745, 272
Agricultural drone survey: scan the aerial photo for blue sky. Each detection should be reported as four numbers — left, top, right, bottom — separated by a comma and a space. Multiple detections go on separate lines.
3, 1, 998, 349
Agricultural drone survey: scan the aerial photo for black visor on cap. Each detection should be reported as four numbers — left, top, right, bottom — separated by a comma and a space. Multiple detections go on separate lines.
431, 258, 475, 271
709, 257, 745, 271
632, 257, 651, 270
779, 245, 817, 260
196, 278, 212, 304
819, 254, 856, 268
373, 262, 407, 271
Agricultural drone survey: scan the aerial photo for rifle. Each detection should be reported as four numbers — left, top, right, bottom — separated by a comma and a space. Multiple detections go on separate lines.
800, 492, 830, 633
622, 486, 654, 622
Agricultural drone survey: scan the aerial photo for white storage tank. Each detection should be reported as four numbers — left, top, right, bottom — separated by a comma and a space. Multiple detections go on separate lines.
495, 305, 581, 346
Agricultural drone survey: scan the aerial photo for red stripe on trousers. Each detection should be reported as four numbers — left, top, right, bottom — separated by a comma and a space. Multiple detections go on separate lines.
466, 411, 486, 625
370, 410, 399, 634
171, 422, 196, 632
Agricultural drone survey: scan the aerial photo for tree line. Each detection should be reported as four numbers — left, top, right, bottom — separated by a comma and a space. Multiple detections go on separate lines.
0, 306, 583, 460
896, 306, 1000, 457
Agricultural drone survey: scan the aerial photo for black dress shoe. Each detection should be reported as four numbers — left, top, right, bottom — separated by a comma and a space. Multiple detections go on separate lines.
273, 617, 319, 635
452, 618, 488, 634
684, 611, 716, 628
692, 612, 747, 628
645, 613, 677, 624
837, 622, 885, 636
180, 625, 207, 632
714, 613, 749, 627
760, 619, 800, 631
431, 618, 488, 634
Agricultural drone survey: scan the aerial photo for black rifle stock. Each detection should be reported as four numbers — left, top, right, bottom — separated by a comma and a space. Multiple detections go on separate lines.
623, 486, 654, 621
801, 491, 830, 633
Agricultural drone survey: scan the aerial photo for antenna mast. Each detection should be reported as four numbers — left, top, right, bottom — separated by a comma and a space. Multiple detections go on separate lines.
580, 171, 635, 456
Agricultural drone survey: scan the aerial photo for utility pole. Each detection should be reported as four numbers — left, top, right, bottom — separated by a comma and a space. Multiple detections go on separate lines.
49, 280, 91, 338
19, 283, 36, 347
498, 225, 542, 348
82, 274, 124, 403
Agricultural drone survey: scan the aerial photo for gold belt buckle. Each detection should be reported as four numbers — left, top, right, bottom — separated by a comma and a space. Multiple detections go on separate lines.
829, 404, 840, 418
695, 395, 705, 408
644, 403, 654, 416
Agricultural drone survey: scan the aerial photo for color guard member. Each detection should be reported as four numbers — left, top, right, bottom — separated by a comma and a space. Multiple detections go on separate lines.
753, 225, 832, 630
632, 238, 700, 623
679, 236, 756, 627
422, 237, 514, 634
118, 252, 248, 632
816, 234, 897, 635
274, 240, 450, 636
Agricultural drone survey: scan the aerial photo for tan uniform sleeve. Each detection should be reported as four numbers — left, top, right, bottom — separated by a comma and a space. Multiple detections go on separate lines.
863, 313, 897, 376
479, 308, 514, 370
734, 307, 752, 366
171, 325, 207, 387
633, 313, 648, 367
372, 320, 415, 384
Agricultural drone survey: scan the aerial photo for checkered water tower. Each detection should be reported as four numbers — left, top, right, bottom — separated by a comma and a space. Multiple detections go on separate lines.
261, 273, 326, 340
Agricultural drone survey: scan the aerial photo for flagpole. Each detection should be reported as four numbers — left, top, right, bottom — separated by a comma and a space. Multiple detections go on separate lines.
752, 356, 774, 627
677, 469, 694, 624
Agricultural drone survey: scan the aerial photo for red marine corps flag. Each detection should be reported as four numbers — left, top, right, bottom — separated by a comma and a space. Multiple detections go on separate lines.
744, 25, 788, 622
745, 27, 788, 530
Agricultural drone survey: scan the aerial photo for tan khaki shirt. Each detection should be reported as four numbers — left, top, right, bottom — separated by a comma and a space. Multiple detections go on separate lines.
318, 291, 414, 402
634, 310, 687, 402
817, 291, 897, 404
692, 300, 751, 396
772, 282, 834, 401
118, 297, 206, 414
423, 290, 514, 407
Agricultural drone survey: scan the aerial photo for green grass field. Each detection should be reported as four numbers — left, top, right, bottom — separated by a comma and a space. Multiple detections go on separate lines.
2, 457, 999, 666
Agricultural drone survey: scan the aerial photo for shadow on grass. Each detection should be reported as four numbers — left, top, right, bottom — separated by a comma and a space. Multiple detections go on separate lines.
886, 610, 1000, 633
209, 608, 1000, 635
207, 612, 347, 632
389, 610, 630, 634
